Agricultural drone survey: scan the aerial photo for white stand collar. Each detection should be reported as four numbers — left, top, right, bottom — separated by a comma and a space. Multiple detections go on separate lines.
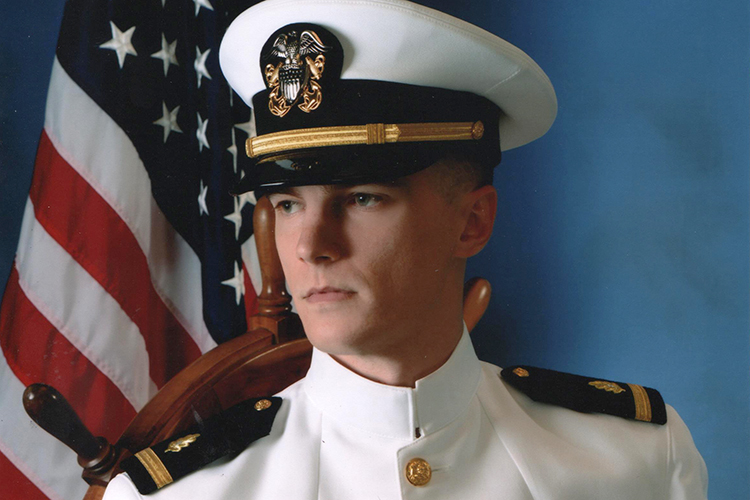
303, 326, 481, 441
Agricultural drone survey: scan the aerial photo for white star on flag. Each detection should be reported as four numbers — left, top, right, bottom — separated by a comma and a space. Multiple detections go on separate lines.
221, 261, 245, 305
237, 171, 257, 209
198, 180, 209, 215
193, 0, 214, 17
238, 191, 256, 210
151, 34, 179, 76
234, 117, 255, 138
224, 198, 243, 240
194, 47, 212, 88
196, 113, 210, 152
227, 128, 238, 173
153, 102, 182, 143
99, 21, 137, 68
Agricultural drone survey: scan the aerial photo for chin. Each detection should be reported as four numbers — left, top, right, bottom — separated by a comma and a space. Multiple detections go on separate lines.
298, 309, 374, 356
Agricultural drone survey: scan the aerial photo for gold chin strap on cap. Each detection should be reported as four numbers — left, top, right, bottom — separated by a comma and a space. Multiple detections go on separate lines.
245, 121, 485, 158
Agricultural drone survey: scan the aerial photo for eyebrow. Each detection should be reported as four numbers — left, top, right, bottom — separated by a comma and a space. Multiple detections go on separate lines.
336, 178, 411, 192
265, 186, 300, 197
266, 179, 410, 197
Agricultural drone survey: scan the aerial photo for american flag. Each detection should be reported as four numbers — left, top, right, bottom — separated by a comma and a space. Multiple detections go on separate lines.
0, 0, 262, 497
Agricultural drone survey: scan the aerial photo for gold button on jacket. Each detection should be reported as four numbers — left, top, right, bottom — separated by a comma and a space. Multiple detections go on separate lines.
405, 458, 432, 486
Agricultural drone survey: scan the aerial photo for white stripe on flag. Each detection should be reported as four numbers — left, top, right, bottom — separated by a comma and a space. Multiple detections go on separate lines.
0, 351, 88, 500
45, 58, 216, 354
15, 199, 157, 410
241, 235, 262, 297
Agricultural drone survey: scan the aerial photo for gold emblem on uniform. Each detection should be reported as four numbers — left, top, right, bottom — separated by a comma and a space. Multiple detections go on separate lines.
264, 30, 329, 117
589, 380, 626, 394
513, 367, 530, 378
165, 433, 200, 453
405, 458, 432, 486
254, 398, 272, 411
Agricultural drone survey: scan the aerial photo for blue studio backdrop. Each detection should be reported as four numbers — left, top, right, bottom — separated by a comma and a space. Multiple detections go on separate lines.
1, 0, 748, 497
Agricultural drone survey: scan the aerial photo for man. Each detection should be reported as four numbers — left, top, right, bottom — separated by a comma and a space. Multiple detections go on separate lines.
104, 0, 708, 498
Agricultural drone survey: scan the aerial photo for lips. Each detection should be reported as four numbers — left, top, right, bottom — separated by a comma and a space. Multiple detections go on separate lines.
303, 286, 355, 303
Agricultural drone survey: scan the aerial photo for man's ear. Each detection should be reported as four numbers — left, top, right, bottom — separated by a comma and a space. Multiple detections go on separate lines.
455, 185, 497, 258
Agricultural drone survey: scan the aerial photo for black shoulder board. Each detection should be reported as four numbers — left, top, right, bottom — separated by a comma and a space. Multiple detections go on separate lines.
501, 366, 667, 425
119, 396, 282, 494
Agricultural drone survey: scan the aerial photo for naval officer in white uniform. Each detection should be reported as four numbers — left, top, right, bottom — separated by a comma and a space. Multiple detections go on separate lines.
103, 0, 708, 498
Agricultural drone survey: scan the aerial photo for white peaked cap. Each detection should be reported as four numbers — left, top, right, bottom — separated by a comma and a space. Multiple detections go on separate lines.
220, 0, 557, 151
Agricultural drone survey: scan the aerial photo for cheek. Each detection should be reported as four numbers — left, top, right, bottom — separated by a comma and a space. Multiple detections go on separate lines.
359, 215, 441, 301
391, 208, 459, 287
274, 225, 301, 289
351, 223, 400, 285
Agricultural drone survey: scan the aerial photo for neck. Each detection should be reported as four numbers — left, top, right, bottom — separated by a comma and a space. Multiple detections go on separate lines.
330, 314, 465, 387
322, 263, 469, 387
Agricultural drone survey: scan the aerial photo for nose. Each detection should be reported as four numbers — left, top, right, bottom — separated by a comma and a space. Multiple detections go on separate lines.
295, 205, 343, 264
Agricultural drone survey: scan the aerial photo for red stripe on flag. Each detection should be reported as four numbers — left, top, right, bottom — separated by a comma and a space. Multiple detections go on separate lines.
242, 264, 259, 326
0, 451, 51, 500
29, 132, 202, 387
0, 266, 136, 443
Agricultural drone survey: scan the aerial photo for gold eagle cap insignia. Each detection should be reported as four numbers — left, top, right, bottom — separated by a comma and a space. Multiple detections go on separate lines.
588, 380, 626, 394
165, 433, 200, 453
264, 29, 329, 117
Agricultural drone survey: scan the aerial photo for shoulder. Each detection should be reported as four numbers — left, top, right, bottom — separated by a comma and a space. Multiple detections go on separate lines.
114, 396, 283, 496
477, 361, 673, 453
476, 361, 675, 448
103, 472, 144, 500
499, 364, 667, 424
477, 363, 707, 498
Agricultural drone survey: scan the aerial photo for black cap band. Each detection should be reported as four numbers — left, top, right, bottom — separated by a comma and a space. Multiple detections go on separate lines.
235, 79, 501, 193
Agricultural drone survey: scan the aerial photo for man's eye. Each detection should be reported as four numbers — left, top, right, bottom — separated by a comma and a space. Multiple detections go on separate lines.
274, 199, 300, 214
351, 193, 381, 207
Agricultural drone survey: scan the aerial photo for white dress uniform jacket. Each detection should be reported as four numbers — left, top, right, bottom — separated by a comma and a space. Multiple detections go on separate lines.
104, 330, 708, 499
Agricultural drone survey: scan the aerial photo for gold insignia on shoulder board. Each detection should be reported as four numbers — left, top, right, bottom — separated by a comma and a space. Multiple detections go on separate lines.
165, 433, 200, 453
588, 380, 626, 394
513, 367, 530, 378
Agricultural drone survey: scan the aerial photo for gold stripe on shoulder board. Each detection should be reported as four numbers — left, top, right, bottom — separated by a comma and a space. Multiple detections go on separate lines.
135, 448, 174, 489
627, 383, 653, 422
